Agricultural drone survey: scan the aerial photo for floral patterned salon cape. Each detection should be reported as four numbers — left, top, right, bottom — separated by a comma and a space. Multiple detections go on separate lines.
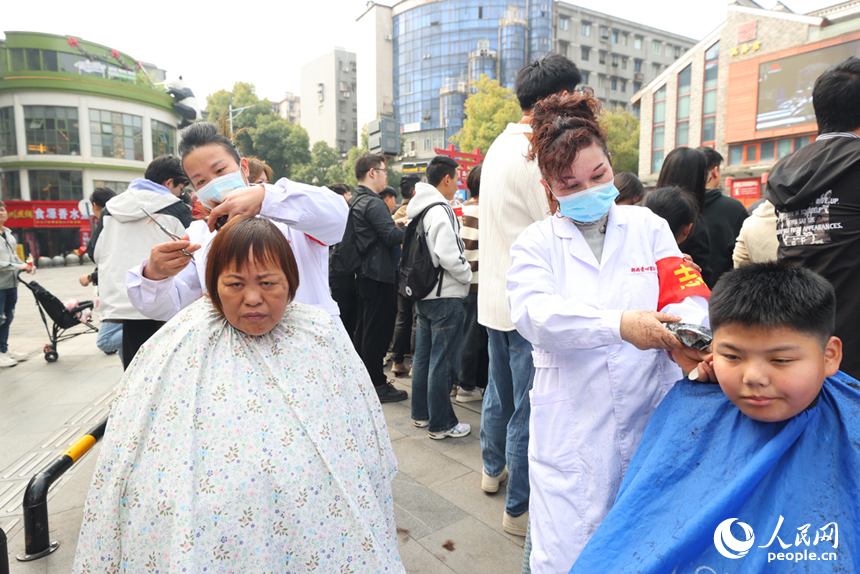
72, 299, 404, 574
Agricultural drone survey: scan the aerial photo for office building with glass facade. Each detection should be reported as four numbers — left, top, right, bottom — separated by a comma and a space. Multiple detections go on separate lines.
360, 0, 695, 164
0, 31, 182, 256
632, 0, 860, 206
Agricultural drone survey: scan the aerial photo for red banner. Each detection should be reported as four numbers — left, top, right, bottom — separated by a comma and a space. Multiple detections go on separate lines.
656, 256, 711, 309
3, 201, 90, 228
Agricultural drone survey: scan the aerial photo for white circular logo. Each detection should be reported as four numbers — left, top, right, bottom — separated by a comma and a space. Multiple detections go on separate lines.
714, 518, 755, 559
405, 286, 413, 296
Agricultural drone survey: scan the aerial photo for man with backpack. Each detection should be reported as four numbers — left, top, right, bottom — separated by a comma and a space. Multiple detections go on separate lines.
331, 153, 409, 403
403, 156, 472, 439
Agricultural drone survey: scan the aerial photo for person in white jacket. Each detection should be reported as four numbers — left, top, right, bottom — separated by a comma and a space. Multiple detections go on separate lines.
505, 93, 710, 573
406, 156, 473, 440
126, 122, 348, 335
94, 155, 193, 369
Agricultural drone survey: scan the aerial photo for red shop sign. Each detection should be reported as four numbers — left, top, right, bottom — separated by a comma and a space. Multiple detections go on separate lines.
3, 201, 90, 228
730, 179, 762, 199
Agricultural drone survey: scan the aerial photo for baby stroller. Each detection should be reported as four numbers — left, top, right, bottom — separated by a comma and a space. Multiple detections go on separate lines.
17, 274, 99, 362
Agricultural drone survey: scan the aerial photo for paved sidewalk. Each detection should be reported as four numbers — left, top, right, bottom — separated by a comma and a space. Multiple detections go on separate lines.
2, 264, 525, 573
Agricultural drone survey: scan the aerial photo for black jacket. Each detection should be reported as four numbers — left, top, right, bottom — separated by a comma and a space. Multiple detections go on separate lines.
678, 214, 713, 288
350, 185, 404, 284
703, 188, 748, 285
766, 133, 860, 377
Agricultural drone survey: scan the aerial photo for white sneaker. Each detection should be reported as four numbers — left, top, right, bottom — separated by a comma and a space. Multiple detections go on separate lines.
0, 353, 18, 368
481, 467, 508, 493
6, 351, 29, 362
456, 387, 484, 403
413, 419, 429, 428
428, 422, 471, 440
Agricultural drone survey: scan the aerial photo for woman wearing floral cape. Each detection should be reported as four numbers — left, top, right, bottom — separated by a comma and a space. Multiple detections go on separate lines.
73, 217, 403, 573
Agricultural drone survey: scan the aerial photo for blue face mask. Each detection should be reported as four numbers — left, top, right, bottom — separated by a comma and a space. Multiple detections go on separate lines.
196, 170, 249, 211
551, 180, 620, 223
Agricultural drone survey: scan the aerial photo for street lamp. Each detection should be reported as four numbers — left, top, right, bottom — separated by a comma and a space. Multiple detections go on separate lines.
228, 104, 255, 138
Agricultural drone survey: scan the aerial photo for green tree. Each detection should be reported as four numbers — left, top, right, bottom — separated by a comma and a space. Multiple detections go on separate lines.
292, 141, 343, 187
603, 107, 640, 175
451, 75, 522, 154
250, 114, 311, 181
205, 82, 312, 181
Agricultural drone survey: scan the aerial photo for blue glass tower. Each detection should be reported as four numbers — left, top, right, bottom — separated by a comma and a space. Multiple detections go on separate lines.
392, 0, 552, 148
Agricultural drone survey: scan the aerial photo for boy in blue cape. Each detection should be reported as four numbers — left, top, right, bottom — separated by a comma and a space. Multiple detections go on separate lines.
569, 263, 859, 573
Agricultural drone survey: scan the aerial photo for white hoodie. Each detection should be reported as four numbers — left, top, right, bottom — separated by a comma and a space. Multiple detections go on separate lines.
94, 181, 188, 321
406, 183, 472, 300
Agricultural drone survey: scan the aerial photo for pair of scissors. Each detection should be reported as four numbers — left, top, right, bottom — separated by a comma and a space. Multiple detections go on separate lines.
140, 207, 192, 257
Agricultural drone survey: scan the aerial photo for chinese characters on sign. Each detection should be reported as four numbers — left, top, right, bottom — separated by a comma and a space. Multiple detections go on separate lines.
2, 201, 88, 228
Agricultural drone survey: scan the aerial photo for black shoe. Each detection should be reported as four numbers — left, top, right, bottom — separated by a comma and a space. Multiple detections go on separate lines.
376, 381, 408, 403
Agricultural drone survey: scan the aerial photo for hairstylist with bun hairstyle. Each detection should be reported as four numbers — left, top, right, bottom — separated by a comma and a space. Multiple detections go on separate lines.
126, 122, 348, 330
505, 93, 711, 573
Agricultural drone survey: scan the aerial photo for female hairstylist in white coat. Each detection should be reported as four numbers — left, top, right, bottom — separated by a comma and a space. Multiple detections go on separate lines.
506, 93, 711, 573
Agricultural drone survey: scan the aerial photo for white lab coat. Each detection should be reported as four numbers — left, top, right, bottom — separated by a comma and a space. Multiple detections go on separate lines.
506, 204, 709, 574
126, 178, 347, 324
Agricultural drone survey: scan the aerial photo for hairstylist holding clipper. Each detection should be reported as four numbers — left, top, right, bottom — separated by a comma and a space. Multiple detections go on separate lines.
126, 122, 348, 331
505, 93, 711, 573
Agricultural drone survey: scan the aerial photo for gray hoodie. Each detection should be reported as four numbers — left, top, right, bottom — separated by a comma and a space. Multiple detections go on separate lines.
406, 183, 472, 300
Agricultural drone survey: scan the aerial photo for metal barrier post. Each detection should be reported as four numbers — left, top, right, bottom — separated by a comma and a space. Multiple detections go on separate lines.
16, 418, 107, 562
1, 526, 9, 574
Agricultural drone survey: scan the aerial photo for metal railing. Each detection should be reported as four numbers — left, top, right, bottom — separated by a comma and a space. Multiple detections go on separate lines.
16, 418, 107, 562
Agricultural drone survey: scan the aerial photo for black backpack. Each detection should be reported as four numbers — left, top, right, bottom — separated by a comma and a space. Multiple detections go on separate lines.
398, 202, 452, 301
329, 194, 374, 275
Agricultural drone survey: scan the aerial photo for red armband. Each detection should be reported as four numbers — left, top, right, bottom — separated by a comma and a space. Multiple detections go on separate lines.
656, 256, 710, 309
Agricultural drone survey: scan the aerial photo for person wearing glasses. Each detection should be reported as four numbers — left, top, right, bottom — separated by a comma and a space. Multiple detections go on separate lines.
93, 155, 194, 369
331, 154, 409, 404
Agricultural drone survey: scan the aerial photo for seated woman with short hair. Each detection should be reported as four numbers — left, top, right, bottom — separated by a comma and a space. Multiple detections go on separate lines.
73, 216, 403, 573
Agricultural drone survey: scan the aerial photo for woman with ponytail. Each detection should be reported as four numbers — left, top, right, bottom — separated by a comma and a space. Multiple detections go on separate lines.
505, 93, 711, 572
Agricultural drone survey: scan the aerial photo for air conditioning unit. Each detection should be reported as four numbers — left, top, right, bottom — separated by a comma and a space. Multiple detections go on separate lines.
384, 34, 393, 41
634, 72, 645, 81
406, 151, 417, 158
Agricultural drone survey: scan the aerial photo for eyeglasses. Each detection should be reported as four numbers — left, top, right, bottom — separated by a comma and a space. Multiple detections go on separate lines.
373, 168, 386, 174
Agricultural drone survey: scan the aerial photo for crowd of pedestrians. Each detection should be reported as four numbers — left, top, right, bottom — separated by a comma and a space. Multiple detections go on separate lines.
1, 47, 855, 574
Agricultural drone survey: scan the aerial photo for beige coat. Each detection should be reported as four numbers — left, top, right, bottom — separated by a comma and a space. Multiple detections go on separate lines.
733, 200, 778, 267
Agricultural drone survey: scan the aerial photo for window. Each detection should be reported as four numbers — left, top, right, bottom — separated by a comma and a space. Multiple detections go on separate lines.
558, 41, 569, 58
0, 107, 16, 156
676, 65, 692, 147
621, 33, 628, 46
611, 78, 617, 91
10, 49, 25, 71
729, 146, 743, 166
90, 109, 143, 160
559, 16, 569, 31
652, 63, 661, 75
581, 46, 590, 61
633, 81, 642, 92
24, 106, 80, 155
582, 22, 591, 36
1, 171, 21, 201
634, 36, 643, 50
621, 80, 627, 93
634, 59, 642, 73
665, 43, 673, 56
653, 41, 662, 54
598, 74, 607, 88
675, 46, 682, 58
729, 136, 814, 166
581, 71, 590, 84
621, 57, 627, 70
611, 54, 619, 67
612, 30, 619, 43
652, 85, 667, 174
599, 51, 606, 65
29, 170, 83, 201
151, 120, 176, 158
92, 179, 130, 193
601, 27, 610, 39
702, 41, 719, 146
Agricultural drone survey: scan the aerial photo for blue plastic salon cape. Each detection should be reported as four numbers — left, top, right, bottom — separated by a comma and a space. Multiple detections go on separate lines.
569, 372, 860, 573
